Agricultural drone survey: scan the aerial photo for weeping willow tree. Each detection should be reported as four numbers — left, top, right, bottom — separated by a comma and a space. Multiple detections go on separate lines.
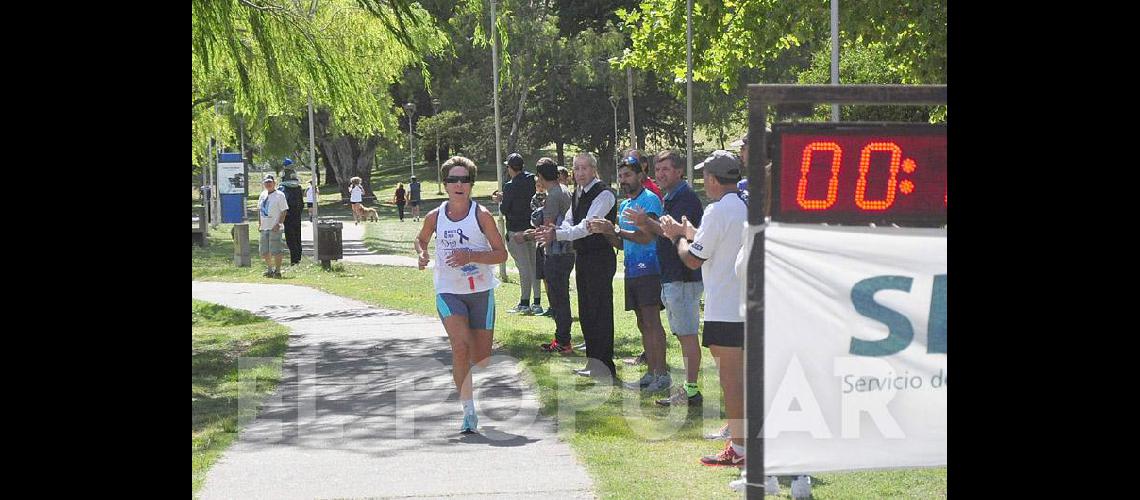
192, 0, 448, 196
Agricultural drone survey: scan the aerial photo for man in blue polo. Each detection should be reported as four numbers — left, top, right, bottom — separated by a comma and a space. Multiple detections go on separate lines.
587, 155, 671, 392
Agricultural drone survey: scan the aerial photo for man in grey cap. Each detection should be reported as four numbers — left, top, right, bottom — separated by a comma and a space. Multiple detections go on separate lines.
257, 174, 290, 278
660, 150, 749, 467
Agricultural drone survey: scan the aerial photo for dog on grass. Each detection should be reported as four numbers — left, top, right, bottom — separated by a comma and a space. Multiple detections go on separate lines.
361, 206, 380, 222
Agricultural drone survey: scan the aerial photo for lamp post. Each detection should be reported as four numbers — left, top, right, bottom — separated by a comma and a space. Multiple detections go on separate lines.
609, 96, 619, 186
432, 98, 443, 194
404, 102, 416, 179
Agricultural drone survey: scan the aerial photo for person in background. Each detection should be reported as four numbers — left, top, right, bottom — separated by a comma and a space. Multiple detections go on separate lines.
494, 152, 541, 315
257, 174, 289, 278
409, 175, 423, 221
349, 176, 365, 225
306, 179, 317, 222
394, 183, 407, 222
278, 161, 305, 265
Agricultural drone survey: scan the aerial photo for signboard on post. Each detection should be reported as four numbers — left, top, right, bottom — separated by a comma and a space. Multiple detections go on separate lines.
744, 85, 947, 498
217, 152, 246, 223
762, 223, 946, 474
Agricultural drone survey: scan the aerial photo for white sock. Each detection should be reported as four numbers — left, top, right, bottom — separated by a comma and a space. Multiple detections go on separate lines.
462, 399, 476, 415
731, 442, 746, 456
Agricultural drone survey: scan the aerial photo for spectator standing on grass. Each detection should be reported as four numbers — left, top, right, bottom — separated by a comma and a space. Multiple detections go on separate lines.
410, 175, 422, 221
494, 152, 541, 315
394, 183, 407, 222
257, 174, 289, 278
529, 158, 576, 353
279, 161, 305, 265
659, 150, 749, 467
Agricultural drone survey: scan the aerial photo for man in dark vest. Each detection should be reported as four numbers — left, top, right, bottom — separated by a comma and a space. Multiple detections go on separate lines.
536, 152, 619, 383
278, 159, 305, 265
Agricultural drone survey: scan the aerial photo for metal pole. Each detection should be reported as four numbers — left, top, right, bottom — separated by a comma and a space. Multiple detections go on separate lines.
686, 0, 694, 180
609, 97, 619, 186
491, 0, 507, 282
309, 93, 319, 259
408, 107, 415, 179
239, 115, 246, 222
433, 98, 442, 194
626, 66, 636, 149
744, 94, 768, 500
831, 0, 840, 122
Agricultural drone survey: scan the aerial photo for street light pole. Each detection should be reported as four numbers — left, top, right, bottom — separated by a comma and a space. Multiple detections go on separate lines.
686, 0, 694, 181
309, 93, 319, 259
432, 98, 442, 194
491, 0, 507, 283
609, 96, 619, 186
404, 102, 416, 179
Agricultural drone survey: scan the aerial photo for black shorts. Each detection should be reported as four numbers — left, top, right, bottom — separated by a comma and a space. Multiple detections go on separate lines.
702, 321, 744, 348
624, 275, 663, 311
305, 202, 313, 208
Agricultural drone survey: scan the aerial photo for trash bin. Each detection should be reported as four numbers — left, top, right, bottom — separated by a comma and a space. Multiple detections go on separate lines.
232, 223, 250, 267
316, 220, 343, 269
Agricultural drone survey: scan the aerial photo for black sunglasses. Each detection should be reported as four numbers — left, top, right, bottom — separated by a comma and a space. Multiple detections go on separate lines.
444, 175, 475, 184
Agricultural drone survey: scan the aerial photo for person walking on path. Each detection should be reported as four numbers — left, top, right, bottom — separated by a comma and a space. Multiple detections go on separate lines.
660, 150, 749, 467
536, 152, 619, 384
414, 156, 508, 433
494, 152, 541, 315
409, 176, 423, 221
306, 179, 317, 222
394, 183, 407, 221
279, 161, 305, 265
257, 174, 289, 278
349, 176, 365, 225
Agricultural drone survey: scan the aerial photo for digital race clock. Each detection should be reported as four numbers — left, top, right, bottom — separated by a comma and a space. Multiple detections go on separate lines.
770, 122, 946, 226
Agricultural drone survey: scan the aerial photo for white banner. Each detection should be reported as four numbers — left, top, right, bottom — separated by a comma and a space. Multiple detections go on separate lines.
763, 222, 946, 474
217, 161, 246, 195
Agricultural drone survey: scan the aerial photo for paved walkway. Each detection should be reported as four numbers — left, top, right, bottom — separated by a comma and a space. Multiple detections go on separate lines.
193, 281, 594, 499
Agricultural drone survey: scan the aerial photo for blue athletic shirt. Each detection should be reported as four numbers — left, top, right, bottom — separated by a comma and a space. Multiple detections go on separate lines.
618, 187, 663, 278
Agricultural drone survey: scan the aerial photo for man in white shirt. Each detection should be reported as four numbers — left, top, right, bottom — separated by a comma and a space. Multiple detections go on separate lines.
257, 174, 290, 278
535, 152, 620, 383
660, 150, 749, 467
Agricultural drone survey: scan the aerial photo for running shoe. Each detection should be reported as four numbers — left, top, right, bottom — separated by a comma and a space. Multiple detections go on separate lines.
704, 424, 730, 440
530, 304, 545, 315
539, 308, 555, 317
460, 412, 478, 434
701, 441, 746, 467
623, 372, 655, 390
655, 386, 704, 407
507, 304, 530, 314
622, 352, 647, 366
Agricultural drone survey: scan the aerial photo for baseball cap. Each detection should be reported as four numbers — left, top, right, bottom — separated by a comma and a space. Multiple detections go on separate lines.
729, 134, 748, 149
695, 150, 742, 177
504, 153, 524, 168
622, 156, 639, 167
262, 174, 276, 184
283, 157, 294, 167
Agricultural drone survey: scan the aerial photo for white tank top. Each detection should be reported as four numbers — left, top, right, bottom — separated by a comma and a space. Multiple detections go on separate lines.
434, 200, 500, 294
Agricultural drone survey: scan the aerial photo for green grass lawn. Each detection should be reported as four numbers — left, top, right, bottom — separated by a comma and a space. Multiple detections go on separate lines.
192, 300, 289, 496
191, 219, 945, 498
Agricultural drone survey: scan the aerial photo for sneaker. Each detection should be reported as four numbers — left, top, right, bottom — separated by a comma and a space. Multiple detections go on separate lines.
573, 342, 587, 350
623, 372, 654, 390
656, 387, 703, 407
552, 342, 574, 356
701, 441, 746, 467
622, 352, 647, 366
507, 304, 530, 314
704, 424, 730, 440
460, 412, 478, 434
272, 270, 282, 278
530, 304, 544, 315
646, 373, 672, 392
539, 339, 558, 352
573, 368, 591, 377
539, 308, 555, 317
263, 269, 273, 277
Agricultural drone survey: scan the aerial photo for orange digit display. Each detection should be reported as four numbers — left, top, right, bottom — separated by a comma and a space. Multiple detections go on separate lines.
772, 123, 946, 226
854, 142, 903, 211
796, 141, 842, 210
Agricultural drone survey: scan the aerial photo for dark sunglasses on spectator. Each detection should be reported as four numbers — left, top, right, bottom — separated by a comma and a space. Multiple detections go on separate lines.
444, 175, 475, 184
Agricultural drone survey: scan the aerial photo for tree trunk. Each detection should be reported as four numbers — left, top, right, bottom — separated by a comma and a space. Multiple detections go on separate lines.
556, 141, 564, 167
505, 75, 530, 154
312, 108, 380, 201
